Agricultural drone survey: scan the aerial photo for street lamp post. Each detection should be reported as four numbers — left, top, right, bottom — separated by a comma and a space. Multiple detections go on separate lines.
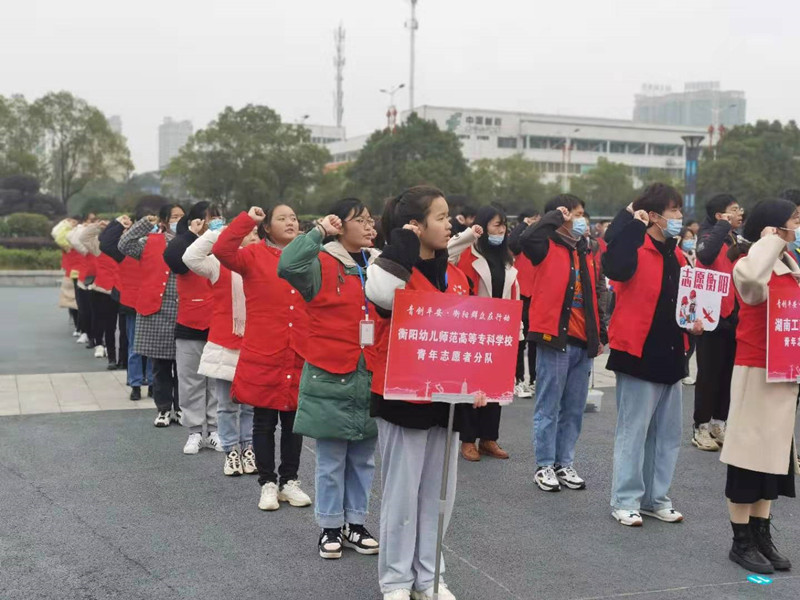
681, 134, 705, 220
380, 83, 405, 133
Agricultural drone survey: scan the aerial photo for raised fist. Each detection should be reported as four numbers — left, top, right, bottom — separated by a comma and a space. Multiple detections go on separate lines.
556, 207, 572, 222
319, 215, 343, 236
471, 224, 484, 237
633, 210, 650, 225
248, 206, 266, 223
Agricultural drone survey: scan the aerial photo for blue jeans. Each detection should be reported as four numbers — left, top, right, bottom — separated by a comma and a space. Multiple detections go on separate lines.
215, 378, 254, 452
610, 373, 682, 511
315, 436, 378, 529
533, 343, 592, 468
126, 313, 152, 387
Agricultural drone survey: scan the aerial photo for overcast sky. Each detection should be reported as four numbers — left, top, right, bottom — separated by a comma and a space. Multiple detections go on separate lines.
3, 0, 798, 172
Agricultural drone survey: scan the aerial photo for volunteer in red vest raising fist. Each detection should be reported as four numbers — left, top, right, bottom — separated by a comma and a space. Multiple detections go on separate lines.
366, 186, 487, 600
119, 204, 184, 428
519, 195, 607, 494
692, 194, 743, 452
278, 198, 382, 561
213, 205, 312, 513
602, 183, 695, 528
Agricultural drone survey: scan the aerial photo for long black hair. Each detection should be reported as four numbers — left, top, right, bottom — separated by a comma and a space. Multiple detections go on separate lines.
474, 205, 513, 266
381, 185, 445, 244
158, 203, 184, 226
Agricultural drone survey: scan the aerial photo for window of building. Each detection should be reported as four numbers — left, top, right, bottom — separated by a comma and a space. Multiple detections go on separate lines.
573, 139, 607, 153
497, 137, 518, 149
648, 143, 684, 156
609, 141, 626, 154
475, 116, 484, 125
484, 117, 493, 125
627, 143, 646, 155
466, 116, 474, 124
494, 118, 502, 126
477, 135, 490, 141
457, 134, 471, 140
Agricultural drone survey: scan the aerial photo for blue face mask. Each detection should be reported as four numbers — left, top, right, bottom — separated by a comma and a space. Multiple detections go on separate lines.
571, 218, 587, 237
789, 228, 800, 249
208, 218, 225, 232
487, 234, 505, 246
151, 225, 159, 234
659, 216, 683, 238
681, 240, 695, 252
169, 222, 177, 233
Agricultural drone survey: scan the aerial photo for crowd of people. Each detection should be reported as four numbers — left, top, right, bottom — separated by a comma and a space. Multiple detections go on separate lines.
50, 183, 800, 597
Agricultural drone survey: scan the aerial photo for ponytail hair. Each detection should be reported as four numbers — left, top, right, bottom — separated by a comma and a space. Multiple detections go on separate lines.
381, 185, 445, 244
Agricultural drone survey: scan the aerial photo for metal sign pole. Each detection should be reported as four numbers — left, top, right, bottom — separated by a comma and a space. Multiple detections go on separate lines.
433, 402, 456, 600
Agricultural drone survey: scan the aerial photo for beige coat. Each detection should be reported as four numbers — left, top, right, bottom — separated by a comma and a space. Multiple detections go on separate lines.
720, 235, 800, 475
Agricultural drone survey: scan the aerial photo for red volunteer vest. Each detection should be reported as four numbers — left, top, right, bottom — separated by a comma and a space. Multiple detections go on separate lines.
67, 250, 84, 280
515, 253, 536, 298
371, 263, 470, 395
528, 240, 601, 341
175, 270, 213, 330
608, 235, 686, 358
79, 254, 97, 283
207, 266, 242, 350
135, 234, 170, 316
118, 257, 142, 309
93, 253, 120, 291
735, 271, 799, 369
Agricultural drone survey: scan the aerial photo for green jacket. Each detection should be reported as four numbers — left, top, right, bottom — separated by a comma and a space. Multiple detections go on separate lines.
278, 228, 379, 440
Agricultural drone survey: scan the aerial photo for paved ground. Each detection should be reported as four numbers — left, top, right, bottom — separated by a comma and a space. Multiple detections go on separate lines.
1, 287, 799, 600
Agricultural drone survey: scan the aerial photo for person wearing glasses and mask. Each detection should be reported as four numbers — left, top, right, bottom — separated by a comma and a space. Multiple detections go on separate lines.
692, 195, 744, 452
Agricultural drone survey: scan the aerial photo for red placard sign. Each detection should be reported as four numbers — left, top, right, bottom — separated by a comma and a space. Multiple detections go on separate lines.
767, 287, 800, 382
383, 290, 523, 403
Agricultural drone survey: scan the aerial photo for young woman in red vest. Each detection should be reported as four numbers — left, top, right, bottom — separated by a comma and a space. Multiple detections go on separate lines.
99, 212, 154, 400
692, 194, 744, 452
67, 213, 99, 349
447, 205, 519, 462
720, 198, 800, 574
213, 205, 312, 512
119, 203, 184, 427
278, 198, 382, 560
182, 215, 259, 476
164, 202, 219, 455
602, 184, 694, 527
51, 217, 81, 336
365, 186, 486, 600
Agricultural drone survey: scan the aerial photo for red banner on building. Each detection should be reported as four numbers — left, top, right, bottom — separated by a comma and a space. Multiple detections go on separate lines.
383, 290, 523, 403
767, 287, 800, 382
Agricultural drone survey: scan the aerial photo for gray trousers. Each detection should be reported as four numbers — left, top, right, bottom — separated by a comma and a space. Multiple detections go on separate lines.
175, 339, 216, 434
377, 418, 458, 594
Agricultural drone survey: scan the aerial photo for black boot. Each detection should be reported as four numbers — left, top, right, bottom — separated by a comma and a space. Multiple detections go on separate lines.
730, 522, 774, 574
751, 516, 792, 571
129, 386, 141, 401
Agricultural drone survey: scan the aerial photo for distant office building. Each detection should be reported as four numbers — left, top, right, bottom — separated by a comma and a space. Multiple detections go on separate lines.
326, 105, 707, 185
107, 115, 123, 135
158, 117, 193, 170
304, 124, 346, 145
634, 82, 746, 128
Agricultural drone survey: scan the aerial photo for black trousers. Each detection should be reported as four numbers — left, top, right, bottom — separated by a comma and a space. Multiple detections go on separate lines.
151, 358, 179, 413
516, 295, 537, 382
90, 291, 119, 362
694, 325, 736, 426
117, 312, 128, 368
68, 308, 79, 330
252, 407, 302, 487
460, 403, 502, 443
74, 282, 94, 343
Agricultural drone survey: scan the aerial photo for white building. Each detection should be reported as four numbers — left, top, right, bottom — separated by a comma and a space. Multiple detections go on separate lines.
304, 124, 345, 145
326, 105, 708, 185
158, 117, 193, 170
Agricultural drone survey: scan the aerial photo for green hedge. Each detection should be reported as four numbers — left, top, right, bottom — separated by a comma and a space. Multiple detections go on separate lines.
3, 213, 52, 237
0, 247, 62, 270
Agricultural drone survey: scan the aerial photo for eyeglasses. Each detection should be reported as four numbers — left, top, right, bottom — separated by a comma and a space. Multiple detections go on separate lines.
348, 217, 375, 228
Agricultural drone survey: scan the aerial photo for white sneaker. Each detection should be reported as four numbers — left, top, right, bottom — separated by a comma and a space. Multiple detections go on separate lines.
534, 466, 561, 492
76, 333, 88, 344
411, 582, 456, 600
93, 345, 106, 358
171, 410, 182, 425
709, 421, 726, 446
224, 449, 243, 476
682, 376, 695, 386
241, 446, 257, 474
612, 509, 643, 527
523, 381, 535, 396
72, 330, 80, 337
514, 382, 532, 399
205, 431, 223, 452
555, 465, 586, 490
153, 411, 171, 427
183, 433, 203, 455
277, 480, 312, 507
641, 508, 684, 523
258, 482, 279, 511
384, 590, 412, 600
691, 423, 720, 452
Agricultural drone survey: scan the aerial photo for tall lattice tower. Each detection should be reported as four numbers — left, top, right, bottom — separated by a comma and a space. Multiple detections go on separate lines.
333, 24, 345, 128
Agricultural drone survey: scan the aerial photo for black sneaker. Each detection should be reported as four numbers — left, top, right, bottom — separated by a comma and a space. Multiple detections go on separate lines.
147, 386, 154, 398
343, 523, 379, 555
319, 528, 343, 559
129, 386, 142, 401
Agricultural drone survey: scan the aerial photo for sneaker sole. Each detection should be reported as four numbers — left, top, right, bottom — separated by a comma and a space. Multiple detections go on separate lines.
277, 494, 312, 507
183, 448, 201, 455
243, 468, 258, 475
516, 392, 533, 399
258, 502, 280, 511
535, 481, 561, 492
640, 510, 683, 523
319, 548, 343, 559
556, 478, 586, 490
691, 438, 719, 452
613, 514, 643, 527
154, 421, 170, 428
224, 469, 243, 476
729, 550, 775, 574
343, 539, 380, 555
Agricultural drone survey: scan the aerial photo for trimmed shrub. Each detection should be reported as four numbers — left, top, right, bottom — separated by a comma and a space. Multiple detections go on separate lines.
4, 212, 52, 237
0, 247, 62, 270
